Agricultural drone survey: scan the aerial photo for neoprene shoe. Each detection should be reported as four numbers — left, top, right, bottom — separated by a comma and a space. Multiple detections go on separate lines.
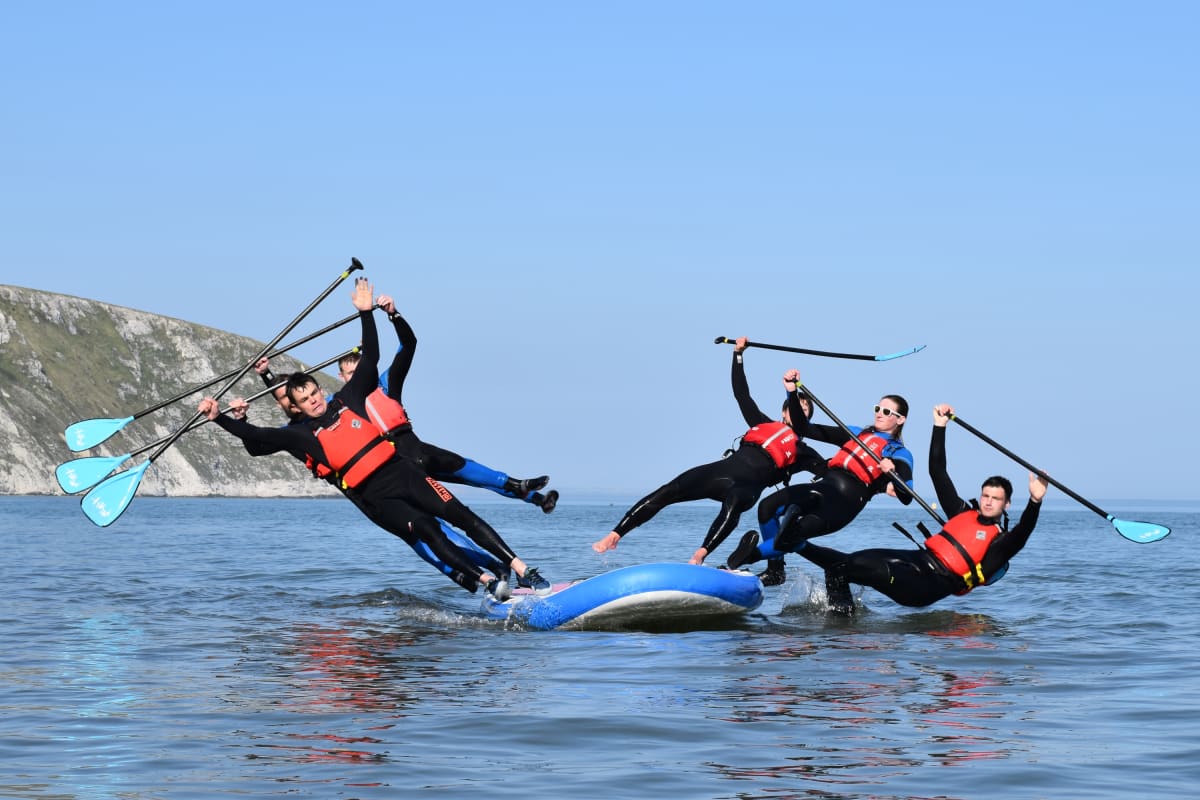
534, 489, 559, 514
517, 566, 553, 596
825, 573, 855, 615
506, 475, 550, 498
726, 530, 761, 570
757, 558, 787, 587
484, 577, 511, 602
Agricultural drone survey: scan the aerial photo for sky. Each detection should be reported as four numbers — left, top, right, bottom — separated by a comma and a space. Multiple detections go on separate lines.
3, 3, 1197, 506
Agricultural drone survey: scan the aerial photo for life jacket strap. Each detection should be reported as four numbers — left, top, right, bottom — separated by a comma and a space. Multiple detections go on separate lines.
336, 435, 393, 490
931, 530, 986, 590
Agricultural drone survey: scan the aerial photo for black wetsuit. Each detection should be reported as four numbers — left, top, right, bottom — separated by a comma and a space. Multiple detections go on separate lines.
797, 425, 1043, 608
213, 308, 521, 573
609, 351, 820, 557
754, 419, 916, 558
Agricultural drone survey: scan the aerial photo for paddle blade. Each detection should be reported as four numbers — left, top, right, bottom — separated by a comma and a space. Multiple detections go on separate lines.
55, 453, 131, 494
64, 416, 135, 452
1110, 516, 1171, 544
81, 461, 150, 527
874, 344, 927, 361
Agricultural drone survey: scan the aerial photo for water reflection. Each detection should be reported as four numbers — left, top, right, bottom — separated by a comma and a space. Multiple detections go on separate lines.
709, 610, 1022, 792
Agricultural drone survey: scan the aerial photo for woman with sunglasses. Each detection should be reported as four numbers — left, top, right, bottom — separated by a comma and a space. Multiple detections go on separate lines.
727, 370, 915, 576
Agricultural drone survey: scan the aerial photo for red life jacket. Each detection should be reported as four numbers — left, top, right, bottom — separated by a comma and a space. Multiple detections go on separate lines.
742, 421, 799, 469
311, 405, 395, 489
926, 509, 1003, 595
364, 387, 412, 434
827, 430, 893, 485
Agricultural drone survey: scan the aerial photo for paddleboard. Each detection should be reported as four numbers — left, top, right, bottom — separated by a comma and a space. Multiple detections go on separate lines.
481, 562, 763, 631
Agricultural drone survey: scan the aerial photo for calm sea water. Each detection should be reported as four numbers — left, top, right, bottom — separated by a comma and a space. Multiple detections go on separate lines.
1, 494, 1197, 799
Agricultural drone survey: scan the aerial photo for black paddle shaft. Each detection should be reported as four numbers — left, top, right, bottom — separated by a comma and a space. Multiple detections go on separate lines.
124, 308, 368, 423
715, 336, 878, 361
949, 414, 1108, 518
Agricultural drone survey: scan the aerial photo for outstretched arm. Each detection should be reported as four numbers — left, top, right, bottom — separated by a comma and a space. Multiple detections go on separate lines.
731, 336, 771, 426
929, 404, 968, 516
376, 293, 415, 403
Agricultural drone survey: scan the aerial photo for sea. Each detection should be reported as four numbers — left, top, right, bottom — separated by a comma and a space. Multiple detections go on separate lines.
1, 494, 1197, 800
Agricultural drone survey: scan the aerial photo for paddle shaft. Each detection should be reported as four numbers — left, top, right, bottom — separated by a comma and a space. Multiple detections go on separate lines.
123, 350, 356, 460
949, 414, 1110, 519
117, 308, 367, 424
714, 336, 925, 362
798, 381, 945, 525
143, 259, 364, 463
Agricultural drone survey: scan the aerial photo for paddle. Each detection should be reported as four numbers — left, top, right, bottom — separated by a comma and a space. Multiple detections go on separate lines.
715, 336, 926, 362
56, 350, 357, 494
79, 260, 364, 527
64, 308, 370, 452
796, 379, 945, 526
948, 413, 1171, 543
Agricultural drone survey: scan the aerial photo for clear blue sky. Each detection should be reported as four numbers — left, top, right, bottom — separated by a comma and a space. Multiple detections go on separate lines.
3, 3, 1197, 504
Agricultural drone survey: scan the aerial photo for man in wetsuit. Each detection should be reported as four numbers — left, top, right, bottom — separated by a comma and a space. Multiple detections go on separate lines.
591, 337, 825, 567
244, 365, 511, 596
200, 277, 552, 595
787, 403, 1049, 614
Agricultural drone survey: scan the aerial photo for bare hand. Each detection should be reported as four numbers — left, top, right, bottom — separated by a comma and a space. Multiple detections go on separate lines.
351, 277, 375, 311
1029, 472, 1049, 502
592, 532, 620, 553
933, 403, 954, 427
229, 398, 250, 420
198, 397, 220, 421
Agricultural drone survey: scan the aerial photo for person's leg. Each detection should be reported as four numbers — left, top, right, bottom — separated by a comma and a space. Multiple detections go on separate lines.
594, 460, 728, 552
693, 484, 760, 565
422, 441, 549, 505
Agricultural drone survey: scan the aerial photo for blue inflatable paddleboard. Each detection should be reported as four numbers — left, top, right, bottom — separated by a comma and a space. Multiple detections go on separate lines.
481, 562, 763, 631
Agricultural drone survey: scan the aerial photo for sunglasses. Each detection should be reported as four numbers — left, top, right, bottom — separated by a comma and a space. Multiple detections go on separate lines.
874, 405, 904, 418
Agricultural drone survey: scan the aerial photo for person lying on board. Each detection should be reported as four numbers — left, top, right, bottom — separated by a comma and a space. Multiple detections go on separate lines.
783, 402, 1048, 614
199, 276, 552, 596
592, 336, 826, 568
726, 379, 915, 575
244, 361, 513, 599
336, 294, 558, 514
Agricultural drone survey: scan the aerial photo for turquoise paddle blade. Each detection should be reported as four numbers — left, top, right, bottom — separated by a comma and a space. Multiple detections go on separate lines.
874, 344, 926, 361
81, 461, 150, 527
65, 416, 135, 452
1111, 516, 1171, 544
55, 453, 131, 494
